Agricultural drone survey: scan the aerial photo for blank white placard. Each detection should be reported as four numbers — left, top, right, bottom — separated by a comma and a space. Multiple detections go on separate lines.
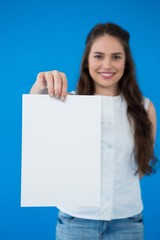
21, 94, 101, 207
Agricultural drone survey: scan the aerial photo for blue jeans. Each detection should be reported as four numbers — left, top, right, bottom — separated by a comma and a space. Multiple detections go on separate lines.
56, 211, 144, 240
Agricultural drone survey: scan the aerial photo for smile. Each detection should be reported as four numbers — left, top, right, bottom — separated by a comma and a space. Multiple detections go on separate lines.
98, 72, 115, 79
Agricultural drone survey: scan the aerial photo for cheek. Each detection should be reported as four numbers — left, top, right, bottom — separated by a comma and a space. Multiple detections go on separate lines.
88, 59, 99, 73
117, 61, 125, 73
88, 61, 94, 73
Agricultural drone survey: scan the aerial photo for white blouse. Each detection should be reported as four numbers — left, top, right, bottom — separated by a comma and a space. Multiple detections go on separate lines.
58, 94, 150, 220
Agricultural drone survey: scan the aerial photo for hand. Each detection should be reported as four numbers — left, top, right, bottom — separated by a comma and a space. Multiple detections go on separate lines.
30, 70, 68, 100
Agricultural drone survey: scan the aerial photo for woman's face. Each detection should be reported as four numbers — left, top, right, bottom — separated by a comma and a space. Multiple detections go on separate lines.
88, 34, 126, 96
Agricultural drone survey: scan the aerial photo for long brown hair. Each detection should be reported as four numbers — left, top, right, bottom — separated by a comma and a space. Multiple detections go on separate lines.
77, 22, 157, 175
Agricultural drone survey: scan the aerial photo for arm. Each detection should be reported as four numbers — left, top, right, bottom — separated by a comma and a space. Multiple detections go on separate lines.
139, 100, 157, 179
30, 70, 68, 101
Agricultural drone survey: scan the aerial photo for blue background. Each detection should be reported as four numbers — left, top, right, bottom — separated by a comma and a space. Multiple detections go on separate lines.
0, 0, 159, 239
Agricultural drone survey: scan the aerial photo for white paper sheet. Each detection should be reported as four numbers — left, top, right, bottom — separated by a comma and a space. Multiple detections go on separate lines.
21, 95, 101, 207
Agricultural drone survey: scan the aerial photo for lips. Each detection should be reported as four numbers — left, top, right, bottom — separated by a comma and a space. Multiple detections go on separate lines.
98, 72, 115, 79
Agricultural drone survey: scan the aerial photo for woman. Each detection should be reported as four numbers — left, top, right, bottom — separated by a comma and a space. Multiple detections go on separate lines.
30, 23, 157, 240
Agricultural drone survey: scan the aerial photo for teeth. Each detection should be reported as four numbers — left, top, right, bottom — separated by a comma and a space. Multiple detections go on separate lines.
100, 72, 114, 77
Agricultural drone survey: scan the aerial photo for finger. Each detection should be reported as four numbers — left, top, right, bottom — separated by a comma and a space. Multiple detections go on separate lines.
60, 72, 68, 101
45, 72, 54, 97
52, 70, 62, 99
36, 72, 47, 90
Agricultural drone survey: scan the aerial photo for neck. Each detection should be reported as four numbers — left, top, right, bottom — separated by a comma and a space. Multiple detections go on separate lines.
95, 88, 121, 96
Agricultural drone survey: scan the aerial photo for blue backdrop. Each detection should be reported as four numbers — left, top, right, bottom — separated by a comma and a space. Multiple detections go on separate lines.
0, 0, 159, 239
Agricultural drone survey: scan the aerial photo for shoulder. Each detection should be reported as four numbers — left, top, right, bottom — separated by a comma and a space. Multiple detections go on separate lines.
148, 100, 156, 116
142, 96, 156, 116
143, 96, 157, 140
68, 91, 76, 95
142, 96, 150, 110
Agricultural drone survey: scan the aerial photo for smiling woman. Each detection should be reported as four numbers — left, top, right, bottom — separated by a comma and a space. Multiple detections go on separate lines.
30, 22, 158, 240
88, 34, 126, 96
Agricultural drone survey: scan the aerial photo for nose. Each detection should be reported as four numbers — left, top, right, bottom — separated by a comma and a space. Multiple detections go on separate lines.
102, 57, 112, 69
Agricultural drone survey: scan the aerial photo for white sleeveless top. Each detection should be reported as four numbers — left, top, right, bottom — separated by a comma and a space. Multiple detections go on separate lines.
58, 94, 150, 220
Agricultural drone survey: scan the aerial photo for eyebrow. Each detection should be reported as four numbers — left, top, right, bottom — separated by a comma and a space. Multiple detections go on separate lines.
93, 51, 123, 55
112, 52, 123, 55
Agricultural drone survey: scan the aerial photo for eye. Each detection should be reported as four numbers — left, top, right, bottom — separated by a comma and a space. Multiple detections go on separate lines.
94, 55, 103, 60
112, 55, 122, 60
